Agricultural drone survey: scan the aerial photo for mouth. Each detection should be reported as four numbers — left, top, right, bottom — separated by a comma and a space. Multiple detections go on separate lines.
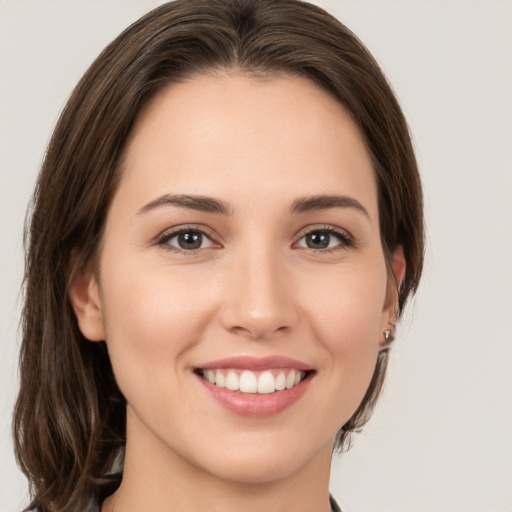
194, 367, 313, 394
193, 356, 315, 416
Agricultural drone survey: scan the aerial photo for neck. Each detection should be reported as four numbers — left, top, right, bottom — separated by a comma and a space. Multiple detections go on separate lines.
103, 411, 334, 512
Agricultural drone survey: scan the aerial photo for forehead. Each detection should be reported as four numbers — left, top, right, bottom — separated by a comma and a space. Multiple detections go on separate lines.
118, 72, 378, 218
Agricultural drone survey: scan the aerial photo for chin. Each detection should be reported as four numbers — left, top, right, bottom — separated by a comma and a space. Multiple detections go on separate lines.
203, 452, 304, 485
188, 431, 331, 485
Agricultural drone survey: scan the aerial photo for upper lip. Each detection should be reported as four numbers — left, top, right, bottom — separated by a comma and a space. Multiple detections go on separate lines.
195, 355, 313, 372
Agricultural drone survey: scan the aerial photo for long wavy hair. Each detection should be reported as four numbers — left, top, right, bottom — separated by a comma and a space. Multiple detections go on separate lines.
14, 0, 424, 510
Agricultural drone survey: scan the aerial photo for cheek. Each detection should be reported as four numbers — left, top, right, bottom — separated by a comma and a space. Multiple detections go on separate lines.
302, 264, 387, 409
305, 263, 388, 346
98, 260, 216, 384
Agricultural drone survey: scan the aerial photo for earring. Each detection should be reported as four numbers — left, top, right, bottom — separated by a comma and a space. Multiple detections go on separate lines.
381, 328, 395, 348
383, 329, 393, 342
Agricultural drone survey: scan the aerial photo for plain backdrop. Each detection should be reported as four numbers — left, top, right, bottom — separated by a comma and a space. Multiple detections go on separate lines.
1, 1, 511, 511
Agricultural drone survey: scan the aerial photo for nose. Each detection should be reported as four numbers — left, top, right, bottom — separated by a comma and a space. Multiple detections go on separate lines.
218, 248, 299, 340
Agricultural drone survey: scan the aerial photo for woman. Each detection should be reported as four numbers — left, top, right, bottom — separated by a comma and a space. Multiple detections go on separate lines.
13, 0, 424, 511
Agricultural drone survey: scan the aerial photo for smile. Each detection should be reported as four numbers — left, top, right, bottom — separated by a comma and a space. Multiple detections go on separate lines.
197, 368, 308, 394
194, 356, 315, 416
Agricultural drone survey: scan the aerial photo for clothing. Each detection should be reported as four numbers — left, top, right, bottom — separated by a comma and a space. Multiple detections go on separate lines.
84, 479, 343, 511
330, 494, 343, 512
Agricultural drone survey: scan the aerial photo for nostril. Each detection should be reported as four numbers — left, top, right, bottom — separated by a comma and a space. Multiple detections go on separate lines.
229, 323, 289, 339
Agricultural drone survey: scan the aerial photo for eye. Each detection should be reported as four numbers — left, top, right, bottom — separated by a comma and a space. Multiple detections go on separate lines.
295, 227, 353, 252
158, 228, 217, 253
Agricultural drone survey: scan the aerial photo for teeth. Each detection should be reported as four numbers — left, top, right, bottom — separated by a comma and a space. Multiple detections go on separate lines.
239, 370, 257, 393
215, 370, 226, 388
285, 370, 295, 389
201, 368, 306, 394
257, 371, 275, 394
275, 372, 286, 391
225, 370, 239, 391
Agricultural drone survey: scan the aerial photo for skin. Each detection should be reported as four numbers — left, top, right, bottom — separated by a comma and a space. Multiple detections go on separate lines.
70, 73, 404, 512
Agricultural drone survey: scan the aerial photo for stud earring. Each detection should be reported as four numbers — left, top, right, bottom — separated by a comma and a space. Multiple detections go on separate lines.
381, 328, 395, 348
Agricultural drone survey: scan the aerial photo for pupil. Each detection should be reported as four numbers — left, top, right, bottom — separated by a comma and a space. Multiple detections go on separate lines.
178, 231, 202, 249
307, 232, 330, 249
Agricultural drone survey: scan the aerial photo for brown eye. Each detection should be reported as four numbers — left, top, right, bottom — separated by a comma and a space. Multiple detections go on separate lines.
176, 231, 203, 250
160, 229, 215, 251
305, 231, 331, 249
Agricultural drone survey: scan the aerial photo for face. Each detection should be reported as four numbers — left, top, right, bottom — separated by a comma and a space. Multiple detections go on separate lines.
72, 73, 399, 485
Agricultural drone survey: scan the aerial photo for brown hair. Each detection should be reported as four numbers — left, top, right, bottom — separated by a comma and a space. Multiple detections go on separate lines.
14, 0, 424, 510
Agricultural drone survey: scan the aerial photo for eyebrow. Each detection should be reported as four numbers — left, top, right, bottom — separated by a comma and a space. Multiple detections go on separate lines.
291, 195, 370, 220
137, 193, 370, 220
137, 194, 232, 215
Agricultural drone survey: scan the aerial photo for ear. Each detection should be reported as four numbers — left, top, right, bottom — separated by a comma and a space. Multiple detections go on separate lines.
380, 246, 406, 348
68, 263, 106, 342
389, 245, 406, 307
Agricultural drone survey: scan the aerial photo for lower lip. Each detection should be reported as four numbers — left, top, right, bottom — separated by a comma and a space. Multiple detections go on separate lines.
196, 373, 312, 417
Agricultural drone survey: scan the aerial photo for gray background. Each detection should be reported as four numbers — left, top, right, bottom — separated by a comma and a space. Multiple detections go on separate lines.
1, 1, 511, 511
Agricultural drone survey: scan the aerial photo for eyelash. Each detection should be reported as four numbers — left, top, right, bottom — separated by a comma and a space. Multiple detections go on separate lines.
156, 225, 219, 255
155, 224, 354, 255
295, 225, 355, 254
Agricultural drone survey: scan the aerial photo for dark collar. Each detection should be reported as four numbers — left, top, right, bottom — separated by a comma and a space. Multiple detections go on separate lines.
330, 494, 343, 512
